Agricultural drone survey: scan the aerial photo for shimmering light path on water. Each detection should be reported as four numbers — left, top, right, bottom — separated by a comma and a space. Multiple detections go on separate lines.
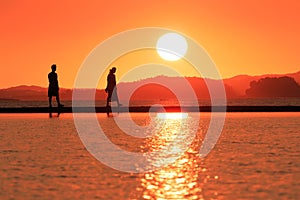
0, 113, 299, 199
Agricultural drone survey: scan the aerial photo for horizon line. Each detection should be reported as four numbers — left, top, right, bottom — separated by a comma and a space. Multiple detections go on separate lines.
1, 70, 300, 90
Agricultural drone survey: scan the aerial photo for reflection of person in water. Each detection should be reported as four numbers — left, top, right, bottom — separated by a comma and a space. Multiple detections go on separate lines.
105, 67, 120, 107
48, 64, 63, 109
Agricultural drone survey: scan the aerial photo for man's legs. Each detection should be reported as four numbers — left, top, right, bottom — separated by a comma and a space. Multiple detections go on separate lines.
106, 96, 111, 107
56, 95, 63, 107
49, 96, 52, 118
106, 91, 112, 116
107, 91, 112, 107
49, 96, 52, 107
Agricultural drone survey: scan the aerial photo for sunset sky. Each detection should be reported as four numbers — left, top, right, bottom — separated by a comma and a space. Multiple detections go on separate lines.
0, 0, 299, 89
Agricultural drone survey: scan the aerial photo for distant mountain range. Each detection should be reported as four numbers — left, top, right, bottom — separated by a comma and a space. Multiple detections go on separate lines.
0, 71, 299, 101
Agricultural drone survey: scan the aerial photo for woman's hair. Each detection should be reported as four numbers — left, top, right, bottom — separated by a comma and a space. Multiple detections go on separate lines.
110, 67, 116, 73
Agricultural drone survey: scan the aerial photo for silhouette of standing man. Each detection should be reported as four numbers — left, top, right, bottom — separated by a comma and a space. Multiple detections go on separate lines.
105, 67, 121, 114
48, 64, 63, 117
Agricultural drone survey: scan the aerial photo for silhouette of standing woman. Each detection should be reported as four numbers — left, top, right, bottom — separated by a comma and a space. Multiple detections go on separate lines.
48, 64, 63, 117
105, 67, 121, 111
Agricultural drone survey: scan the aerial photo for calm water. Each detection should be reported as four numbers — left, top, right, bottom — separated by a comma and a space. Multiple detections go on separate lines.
0, 113, 299, 199
1, 98, 300, 107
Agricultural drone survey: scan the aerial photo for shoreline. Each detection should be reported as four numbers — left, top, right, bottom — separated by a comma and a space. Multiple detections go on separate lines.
0, 106, 300, 113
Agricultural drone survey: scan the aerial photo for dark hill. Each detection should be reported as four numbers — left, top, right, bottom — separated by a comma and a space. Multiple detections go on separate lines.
0, 71, 300, 101
246, 76, 300, 97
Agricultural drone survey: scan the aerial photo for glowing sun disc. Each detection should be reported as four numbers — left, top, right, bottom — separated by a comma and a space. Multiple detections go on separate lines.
156, 33, 188, 61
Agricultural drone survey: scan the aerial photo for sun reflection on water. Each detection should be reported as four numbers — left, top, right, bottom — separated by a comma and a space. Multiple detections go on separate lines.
157, 112, 189, 120
138, 113, 209, 200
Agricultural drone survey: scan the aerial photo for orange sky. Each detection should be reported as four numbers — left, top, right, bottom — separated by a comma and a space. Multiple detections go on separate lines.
0, 0, 299, 89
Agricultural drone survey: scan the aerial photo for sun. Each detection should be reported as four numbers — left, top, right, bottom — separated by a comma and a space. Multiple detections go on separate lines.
156, 33, 188, 61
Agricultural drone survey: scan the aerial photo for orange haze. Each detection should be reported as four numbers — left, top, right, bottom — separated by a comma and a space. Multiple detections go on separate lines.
0, 0, 299, 88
